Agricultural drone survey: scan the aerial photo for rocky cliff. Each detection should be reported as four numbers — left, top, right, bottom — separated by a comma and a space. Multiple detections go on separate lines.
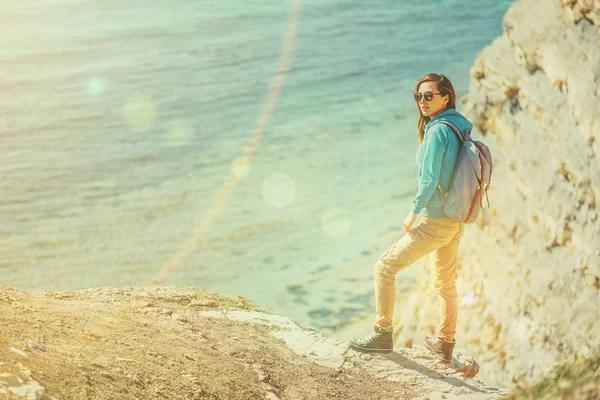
0, 286, 509, 399
392, 0, 600, 388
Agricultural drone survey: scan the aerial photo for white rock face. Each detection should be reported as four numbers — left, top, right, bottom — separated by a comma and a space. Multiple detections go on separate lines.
271, 331, 348, 369
0, 369, 56, 400
393, 0, 600, 387
198, 309, 510, 398
198, 310, 305, 331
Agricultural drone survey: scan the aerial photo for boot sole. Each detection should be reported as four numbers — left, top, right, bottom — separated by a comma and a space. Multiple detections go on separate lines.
349, 343, 393, 354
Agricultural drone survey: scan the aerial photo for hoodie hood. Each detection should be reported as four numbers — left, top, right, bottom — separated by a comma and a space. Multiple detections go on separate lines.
426, 108, 473, 139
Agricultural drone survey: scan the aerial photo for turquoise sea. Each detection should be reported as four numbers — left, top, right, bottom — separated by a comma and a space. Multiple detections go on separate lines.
0, 0, 514, 333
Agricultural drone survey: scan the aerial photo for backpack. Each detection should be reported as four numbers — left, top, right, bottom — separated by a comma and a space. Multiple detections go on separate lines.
431, 120, 493, 224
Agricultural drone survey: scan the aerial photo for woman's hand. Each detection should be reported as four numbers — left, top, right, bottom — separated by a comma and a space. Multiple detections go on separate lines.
402, 212, 418, 233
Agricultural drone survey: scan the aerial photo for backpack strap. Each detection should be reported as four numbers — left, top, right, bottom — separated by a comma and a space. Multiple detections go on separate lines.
429, 120, 466, 204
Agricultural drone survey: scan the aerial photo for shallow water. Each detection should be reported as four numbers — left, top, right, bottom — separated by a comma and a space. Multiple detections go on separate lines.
0, 0, 515, 332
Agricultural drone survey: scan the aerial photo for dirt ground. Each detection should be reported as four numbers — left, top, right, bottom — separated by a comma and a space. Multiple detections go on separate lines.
1, 285, 424, 400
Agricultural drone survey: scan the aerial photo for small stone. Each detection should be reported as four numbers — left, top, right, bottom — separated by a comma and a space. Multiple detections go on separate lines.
171, 313, 180, 320
196, 333, 208, 343
100, 371, 115, 381
27, 341, 47, 352
160, 308, 172, 315
8, 385, 28, 397
264, 391, 280, 400
181, 373, 198, 382
252, 364, 267, 381
27, 381, 45, 396
8, 347, 29, 357
126, 372, 144, 386
17, 367, 31, 380
0, 373, 22, 387
189, 299, 218, 308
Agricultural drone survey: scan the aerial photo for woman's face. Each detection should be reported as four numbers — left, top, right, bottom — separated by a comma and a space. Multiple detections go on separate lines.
416, 81, 448, 119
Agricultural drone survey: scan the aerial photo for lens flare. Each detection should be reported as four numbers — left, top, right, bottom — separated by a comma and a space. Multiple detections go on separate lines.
461, 291, 477, 306
261, 172, 297, 208
87, 76, 108, 95
147, 0, 302, 286
231, 158, 250, 179
164, 120, 192, 148
122, 93, 157, 132
320, 207, 352, 238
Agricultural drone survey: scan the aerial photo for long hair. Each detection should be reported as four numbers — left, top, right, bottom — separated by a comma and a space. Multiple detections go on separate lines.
414, 73, 457, 144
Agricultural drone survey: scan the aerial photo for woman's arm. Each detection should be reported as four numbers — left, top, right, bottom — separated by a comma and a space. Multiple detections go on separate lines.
410, 125, 448, 214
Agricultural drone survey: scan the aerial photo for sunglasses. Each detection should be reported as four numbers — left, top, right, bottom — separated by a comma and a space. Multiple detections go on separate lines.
414, 91, 443, 102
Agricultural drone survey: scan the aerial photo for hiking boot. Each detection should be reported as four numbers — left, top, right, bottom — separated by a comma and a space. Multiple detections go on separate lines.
424, 335, 456, 364
349, 324, 393, 354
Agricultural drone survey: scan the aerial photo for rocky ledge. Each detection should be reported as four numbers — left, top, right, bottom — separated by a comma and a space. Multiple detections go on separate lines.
0, 286, 509, 400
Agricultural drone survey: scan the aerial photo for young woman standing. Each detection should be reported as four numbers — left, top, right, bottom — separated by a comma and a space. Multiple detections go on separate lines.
350, 73, 473, 364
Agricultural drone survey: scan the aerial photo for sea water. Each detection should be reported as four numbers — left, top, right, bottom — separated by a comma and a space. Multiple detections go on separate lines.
0, 0, 514, 332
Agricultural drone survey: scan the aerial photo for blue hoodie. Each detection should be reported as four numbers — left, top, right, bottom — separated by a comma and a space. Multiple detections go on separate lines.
411, 108, 473, 218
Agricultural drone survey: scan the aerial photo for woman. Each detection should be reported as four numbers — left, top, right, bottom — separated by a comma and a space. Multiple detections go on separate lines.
349, 73, 472, 364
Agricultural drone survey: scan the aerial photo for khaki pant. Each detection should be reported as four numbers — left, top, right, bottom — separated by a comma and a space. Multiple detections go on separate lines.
374, 216, 465, 342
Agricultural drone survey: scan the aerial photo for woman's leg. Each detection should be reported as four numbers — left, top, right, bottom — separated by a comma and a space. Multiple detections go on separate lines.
375, 220, 449, 331
432, 222, 465, 342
